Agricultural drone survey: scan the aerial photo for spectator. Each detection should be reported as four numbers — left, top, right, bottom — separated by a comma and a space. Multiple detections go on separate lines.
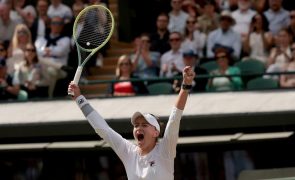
22, 5, 40, 42
130, 34, 161, 79
264, 0, 290, 35
10, 0, 32, 24
168, 0, 189, 35
265, 28, 292, 80
14, 43, 49, 98
288, 10, 295, 42
280, 43, 295, 88
182, 0, 199, 18
173, 49, 208, 93
0, 3, 18, 44
181, 15, 206, 58
0, 44, 27, 101
231, 0, 256, 36
107, 55, 148, 97
243, 13, 273, 64
6, 24, 32, 74
36, 0, 50, 36
216, 0, 239, 11
35, 15, 71, 97
160, 31, 185, 78
150, 13, 171, 55
47, 0, 73, 23
88, 0, 107, 6
206, 10, 242, 60
207, 47, 243, 91
197, 1, 220, 35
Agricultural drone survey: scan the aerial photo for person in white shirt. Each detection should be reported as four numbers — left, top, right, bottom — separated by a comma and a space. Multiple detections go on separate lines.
168, 0, 189, 35
231, 0, 256, 36
68, 66, 195, 180
47, 0, 72, 23
160, 32, 185, 77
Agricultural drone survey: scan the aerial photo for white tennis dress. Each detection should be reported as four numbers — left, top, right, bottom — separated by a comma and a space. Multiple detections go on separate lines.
76, 95, 183, 180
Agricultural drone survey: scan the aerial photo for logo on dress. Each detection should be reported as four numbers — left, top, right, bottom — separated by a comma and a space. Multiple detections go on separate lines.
149, 160, 155, 167
78, 99, 84, 105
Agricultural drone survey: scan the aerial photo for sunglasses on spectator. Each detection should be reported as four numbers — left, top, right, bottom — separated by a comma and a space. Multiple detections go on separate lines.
169, 38, 180, 42
51, 21, 64, 25
18, 30, 28, 35
0, 48, 5, 52
120, 62, 130, 66
216, 55, 228, 59
26, 48, 36, 52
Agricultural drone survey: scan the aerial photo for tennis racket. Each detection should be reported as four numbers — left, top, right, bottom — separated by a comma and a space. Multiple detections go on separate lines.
68, 4, 115, 96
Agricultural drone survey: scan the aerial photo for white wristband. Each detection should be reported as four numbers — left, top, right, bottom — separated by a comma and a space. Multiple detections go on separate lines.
75, 95, 88, 109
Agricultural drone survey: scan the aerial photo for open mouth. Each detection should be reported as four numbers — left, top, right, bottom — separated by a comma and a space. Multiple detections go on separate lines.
137, 134, 144, 141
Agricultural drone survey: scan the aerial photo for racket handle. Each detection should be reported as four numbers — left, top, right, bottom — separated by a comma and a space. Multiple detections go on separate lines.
68, 66, 83, 96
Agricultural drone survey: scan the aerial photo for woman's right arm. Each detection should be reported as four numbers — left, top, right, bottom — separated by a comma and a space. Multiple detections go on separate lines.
68, 83, 135, 159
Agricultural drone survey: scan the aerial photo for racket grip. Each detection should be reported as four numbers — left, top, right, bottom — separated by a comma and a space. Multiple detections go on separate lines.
68, 66, 83, 96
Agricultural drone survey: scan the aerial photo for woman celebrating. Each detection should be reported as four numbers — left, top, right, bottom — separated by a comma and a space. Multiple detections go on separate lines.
108, 54, 148, 96
68, 66, 195, 180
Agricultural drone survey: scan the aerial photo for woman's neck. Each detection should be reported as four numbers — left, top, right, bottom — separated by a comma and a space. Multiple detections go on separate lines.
139, 142, 156, 156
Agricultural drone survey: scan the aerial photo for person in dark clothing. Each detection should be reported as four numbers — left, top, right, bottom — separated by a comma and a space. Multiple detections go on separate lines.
150, 13, 171, 55
173, 49, 208, 93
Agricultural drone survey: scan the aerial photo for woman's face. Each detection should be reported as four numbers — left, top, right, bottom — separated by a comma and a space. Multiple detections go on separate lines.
216, 52, 229, 69
17, 29, 30, 44
119, 57, 131, 74
24, 44, 36, 63
253, 14, 262, 29
277, 30, 290, 47
133, 116, 158, 150
140, 35, 151, 50
186, 17, 196, 32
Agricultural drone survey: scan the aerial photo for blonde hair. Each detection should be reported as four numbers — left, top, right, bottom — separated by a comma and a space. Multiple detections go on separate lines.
11, 24, 32, 51
115, 54, 133, 77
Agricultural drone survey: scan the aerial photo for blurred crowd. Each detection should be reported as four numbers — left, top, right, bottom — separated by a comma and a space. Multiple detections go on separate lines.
0, 0, 295, 101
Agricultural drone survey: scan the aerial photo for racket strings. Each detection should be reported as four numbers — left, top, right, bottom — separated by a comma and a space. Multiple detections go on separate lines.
74, 6, 113, 50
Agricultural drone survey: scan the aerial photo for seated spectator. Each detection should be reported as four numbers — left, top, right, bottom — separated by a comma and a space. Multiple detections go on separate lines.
173, 49, 208, 93
47, 0, 73, 23
197, 1, 219, 35
22, 5, 40, 42
181, 15, 206, 58
243, 13, 273, 64
266, 28, 292, 80
150, 13, 171, 55
280, 43, 295, 88
216, 0, 238, 11
36, 0, 50, 37
160, 31, 185, 78
13, 43, 49, 98
168, 0, 189, 35
288, 10, 295, 43
10, 0, 33, 24
108, 55, 148, 97
35, 15, 71, 98
130, 34, 161, 78
206, 10, 242, 60
7, 24, 32, 74
232, 0, 256, 37
0, 52, 27, 101
182, 0, 199, 18
207, 47, 243, 91
264, 0, 290, 35
0, 3, 18, 44
88, 0, 107, 6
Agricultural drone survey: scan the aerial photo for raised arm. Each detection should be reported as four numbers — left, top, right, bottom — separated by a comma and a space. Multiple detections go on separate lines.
175, 66, 196, 110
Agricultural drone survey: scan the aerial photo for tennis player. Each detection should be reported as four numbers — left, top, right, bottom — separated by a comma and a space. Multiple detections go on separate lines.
68, 66, 195, 180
